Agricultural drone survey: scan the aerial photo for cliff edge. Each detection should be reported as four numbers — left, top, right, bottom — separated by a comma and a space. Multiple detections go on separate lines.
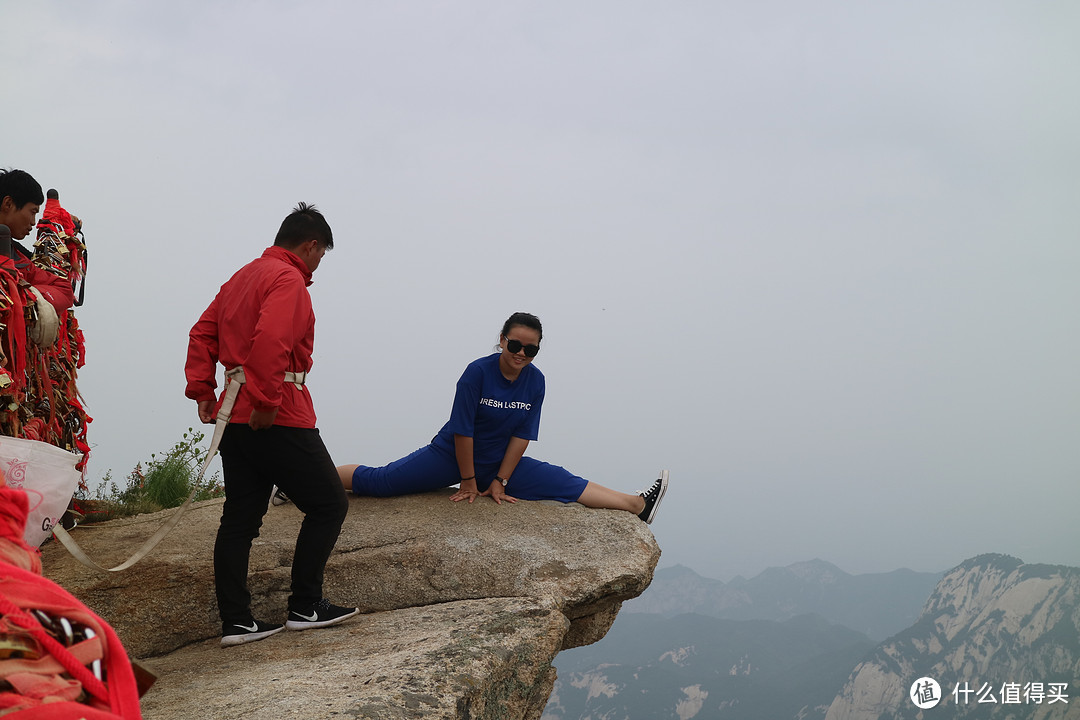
41, 490, 661, 719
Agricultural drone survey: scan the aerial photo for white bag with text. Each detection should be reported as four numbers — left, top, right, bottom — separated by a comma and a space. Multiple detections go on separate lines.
0, 435, 82, 547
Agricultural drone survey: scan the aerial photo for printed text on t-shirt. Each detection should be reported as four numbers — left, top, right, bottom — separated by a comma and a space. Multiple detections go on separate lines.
479, 398, 532, 410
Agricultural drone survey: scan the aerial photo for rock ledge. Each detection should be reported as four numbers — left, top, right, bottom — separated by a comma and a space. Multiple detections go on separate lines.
42, 490, 660, 719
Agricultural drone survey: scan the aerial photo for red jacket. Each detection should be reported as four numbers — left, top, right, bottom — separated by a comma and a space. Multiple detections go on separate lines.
185, 246, 318, 428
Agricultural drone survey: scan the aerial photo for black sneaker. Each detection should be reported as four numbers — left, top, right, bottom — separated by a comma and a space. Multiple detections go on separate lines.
285, 598, 359, 631
271, 486, 291, 506
637, 470, 669, 524
220, 619, 284, 647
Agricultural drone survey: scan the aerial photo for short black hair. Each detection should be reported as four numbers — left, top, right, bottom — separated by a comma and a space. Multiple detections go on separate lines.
0, 169, 44, 209
501, 312, 543, 342
274, 202, 334, 250
47, 188, 59, 200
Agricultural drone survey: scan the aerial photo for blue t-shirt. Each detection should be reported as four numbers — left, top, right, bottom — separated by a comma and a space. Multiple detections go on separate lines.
432, 354, 545, 466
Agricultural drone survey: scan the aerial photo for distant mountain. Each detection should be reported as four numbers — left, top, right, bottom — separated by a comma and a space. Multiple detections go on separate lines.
625, 560, 943, 641
543, 612, 876, 720
545, 556, 1080, 720
825, 554, 1080, 720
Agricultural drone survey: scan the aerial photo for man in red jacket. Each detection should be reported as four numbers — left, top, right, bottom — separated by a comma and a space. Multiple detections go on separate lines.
185, 202, 356, 647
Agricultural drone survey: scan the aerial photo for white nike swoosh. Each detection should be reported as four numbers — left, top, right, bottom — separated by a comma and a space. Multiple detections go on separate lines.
294, 611, 318, 621
237, 621, 259, 632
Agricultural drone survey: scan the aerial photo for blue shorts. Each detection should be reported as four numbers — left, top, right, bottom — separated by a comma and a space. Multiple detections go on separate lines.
350, 444, 588, 503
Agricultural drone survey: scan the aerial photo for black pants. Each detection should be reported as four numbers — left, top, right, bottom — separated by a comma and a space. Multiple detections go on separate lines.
214, 424, 349, 625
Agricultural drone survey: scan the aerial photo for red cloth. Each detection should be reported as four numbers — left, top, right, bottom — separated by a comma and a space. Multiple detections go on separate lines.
0, 485, 39, 574
0, 481, 143, 718
5, 704, 134, 720
0, 256, 27, 389
40, 198, 76, 237
185, 246, 318, 427
15, 258, 75, 312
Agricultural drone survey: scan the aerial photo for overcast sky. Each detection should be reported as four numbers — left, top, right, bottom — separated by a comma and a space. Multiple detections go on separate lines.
4, 1, 1078, 581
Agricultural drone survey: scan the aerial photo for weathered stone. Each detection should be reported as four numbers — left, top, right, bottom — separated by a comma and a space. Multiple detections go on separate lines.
138, 598, 567, 720
41, 490, 660, 719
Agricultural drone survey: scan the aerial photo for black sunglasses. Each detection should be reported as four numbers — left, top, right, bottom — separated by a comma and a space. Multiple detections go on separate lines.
505, 339, 540, 357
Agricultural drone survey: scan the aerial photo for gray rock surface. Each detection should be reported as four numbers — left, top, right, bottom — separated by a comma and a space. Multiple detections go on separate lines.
139, 598, 568, 720
41, 490, 660, 719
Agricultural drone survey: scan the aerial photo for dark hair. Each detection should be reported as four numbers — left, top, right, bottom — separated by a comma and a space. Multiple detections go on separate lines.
0, 169, 44, 209
274, 202, 334, 250
501, 312, 542, 342
47, 188, 59, 200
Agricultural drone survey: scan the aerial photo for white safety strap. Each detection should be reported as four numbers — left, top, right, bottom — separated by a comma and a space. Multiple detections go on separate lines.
53, 366, 306, 573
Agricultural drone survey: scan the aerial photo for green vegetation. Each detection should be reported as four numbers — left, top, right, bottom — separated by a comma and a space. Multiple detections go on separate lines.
78, 428, 223, 522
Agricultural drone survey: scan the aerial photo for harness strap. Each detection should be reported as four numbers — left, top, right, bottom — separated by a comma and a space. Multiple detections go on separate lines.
225, 367, 307, 392
53, 366, 307, 573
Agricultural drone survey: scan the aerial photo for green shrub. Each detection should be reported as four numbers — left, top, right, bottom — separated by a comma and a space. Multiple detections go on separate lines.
82, 428, 223, 521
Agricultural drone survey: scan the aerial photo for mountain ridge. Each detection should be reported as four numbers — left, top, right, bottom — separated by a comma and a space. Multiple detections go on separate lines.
826, 553, 1079, 719
547, 555, 1080, 720
625, 559, 943, 641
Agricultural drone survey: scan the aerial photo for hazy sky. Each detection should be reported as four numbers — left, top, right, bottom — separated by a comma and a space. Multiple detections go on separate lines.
4, 1, 1078, 581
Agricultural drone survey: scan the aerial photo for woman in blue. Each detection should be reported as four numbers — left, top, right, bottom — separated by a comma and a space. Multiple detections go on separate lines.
337, 312, 668, 523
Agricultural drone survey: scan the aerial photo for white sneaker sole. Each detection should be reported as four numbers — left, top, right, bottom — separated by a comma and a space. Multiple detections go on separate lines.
285, 607, 360, 631
270, 486, 290, 506
220, 625, 284, 647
